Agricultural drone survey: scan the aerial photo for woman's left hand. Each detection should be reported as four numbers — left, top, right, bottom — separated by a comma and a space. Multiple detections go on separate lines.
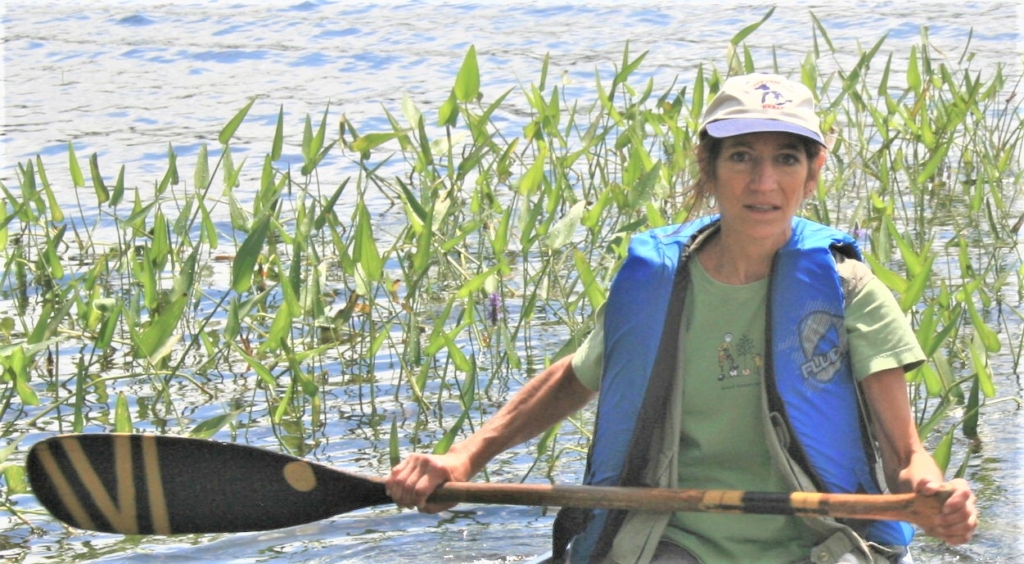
917, 478, 978, 544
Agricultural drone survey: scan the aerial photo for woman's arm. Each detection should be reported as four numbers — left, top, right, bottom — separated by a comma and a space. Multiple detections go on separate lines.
861, 367, 978, 544
385, 354, 596, 513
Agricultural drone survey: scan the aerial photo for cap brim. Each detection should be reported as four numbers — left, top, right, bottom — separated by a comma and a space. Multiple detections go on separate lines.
705, 118, 824, 146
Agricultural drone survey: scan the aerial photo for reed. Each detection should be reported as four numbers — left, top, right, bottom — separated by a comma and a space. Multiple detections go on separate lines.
1, 14, 1022, 535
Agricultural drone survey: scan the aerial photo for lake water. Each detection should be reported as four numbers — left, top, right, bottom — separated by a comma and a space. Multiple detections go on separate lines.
2, 1, 1023, 562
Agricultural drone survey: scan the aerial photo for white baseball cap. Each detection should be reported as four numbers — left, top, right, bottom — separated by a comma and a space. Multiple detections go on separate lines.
699, 73, 825, 146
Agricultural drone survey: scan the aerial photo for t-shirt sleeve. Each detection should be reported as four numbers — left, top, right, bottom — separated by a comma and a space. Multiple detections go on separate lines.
571, 304, 605, 392
842, 259, 926, 381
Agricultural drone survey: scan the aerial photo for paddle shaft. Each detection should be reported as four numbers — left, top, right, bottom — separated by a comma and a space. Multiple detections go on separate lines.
430, 482, 951, 528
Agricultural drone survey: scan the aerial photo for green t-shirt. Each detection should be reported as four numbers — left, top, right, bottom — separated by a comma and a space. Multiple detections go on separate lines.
571, 255, 925, 563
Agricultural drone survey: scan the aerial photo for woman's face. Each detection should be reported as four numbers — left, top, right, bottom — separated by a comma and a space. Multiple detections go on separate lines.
705, 131, 823, 246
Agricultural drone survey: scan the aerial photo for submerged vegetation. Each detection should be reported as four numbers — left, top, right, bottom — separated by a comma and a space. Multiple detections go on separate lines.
1, 12, 1022, 549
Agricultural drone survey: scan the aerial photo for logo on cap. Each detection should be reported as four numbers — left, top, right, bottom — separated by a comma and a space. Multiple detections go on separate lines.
754, 82, 792, 111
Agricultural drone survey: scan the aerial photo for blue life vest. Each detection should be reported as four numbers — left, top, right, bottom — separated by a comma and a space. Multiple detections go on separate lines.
569, 216, 914, 562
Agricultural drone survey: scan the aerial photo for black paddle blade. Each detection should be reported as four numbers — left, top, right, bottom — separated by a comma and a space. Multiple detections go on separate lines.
27, 434, 392, 534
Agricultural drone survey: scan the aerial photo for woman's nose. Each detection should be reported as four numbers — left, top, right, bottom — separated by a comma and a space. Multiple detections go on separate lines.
748, 159, 776, 190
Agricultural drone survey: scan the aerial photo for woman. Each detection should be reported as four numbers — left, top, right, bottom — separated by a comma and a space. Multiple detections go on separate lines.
386, 73, 977, 563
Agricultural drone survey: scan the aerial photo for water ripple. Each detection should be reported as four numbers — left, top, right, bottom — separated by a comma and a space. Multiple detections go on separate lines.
116, 14, 156, 26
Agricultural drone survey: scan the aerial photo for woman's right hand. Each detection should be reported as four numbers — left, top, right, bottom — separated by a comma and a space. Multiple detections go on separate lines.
385, 354, 592, 514
385, 451, 473, 513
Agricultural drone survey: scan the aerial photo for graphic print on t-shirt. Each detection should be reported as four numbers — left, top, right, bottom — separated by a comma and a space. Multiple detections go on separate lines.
715, 332, 763, 382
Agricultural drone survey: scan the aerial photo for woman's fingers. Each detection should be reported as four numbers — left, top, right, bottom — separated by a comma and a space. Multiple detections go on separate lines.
385, 453, 461, 513
918, 478, 978, 544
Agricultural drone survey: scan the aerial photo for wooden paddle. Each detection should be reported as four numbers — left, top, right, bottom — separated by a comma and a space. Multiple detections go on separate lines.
26, 433, 950, 535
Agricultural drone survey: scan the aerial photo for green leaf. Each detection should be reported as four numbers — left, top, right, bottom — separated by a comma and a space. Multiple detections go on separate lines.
353, 203, 382, 283
114, 392, 132, 433
0, 197, 8, 249
301, 250, 324, 320
809, 12, 835, 54
0, 435, 25, 464
194, 143, 210, 190
628, 160, 661, 209
2, 465, 28, 495
301, 114, 314, 161
963, 375, 980, 440
862, 254, 908, 295
612, 48, 647, 93
968, 330, 997, 398
300, 139, 337, 177
232, 213, 272, 294
898, 254, 933, 312
456, 264, 501, 299
189, 411, 240, 439
730, 6, 775, 46
229, 340, 277, 389
157, 143, 180, 195
519, 144, 548, 196
36, 156, 65, 222
135, 249, 198, 364
438, 91, 459, 127
260, 297, 294, 355
432, 410, 468, 455
219, 98, 256, 145
10, 347, 39, 406
441, 330, 472, 373
953, 448, 973, 480
257, 154, 277, 213
915, 139, 952, 186
273, 381, 294, 424
536, 423, 559, 458
0, 317, 14, 338
545, 200, 585, 249
95, 300, 123, 350
389, 419, 401, 468
965, 296, 1001, 354
907, 45, 922, 94
18, 162, 42, 222
457, 356, 477, 411
575, 250, 606, 310
46, 223, 67, 281
915, 302, 960, 359
537, 52, 550, 91
301, 105, 331, 175
932, 427, 954, 473
89, 153, 110, 205
198, 197, 219, 249
223, 147, 243, 190
885, 217, 928, 278
454, 45, 480, 103
314, 178, 348, 231
397, 177, 428, 226
299, 104, 331, 167
368, 327, 391, 368
271, 104, 285, 161
68, 142, 85, 187
351, 131, 405, 157
490, 205, 512, 257
911, 363, 944, 397
110, 165, 125, 207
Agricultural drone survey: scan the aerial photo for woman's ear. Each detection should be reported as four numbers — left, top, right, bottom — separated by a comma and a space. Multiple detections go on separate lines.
804, 151, 827, 198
